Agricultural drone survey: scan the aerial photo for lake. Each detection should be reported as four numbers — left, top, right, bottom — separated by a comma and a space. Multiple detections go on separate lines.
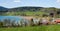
0, 16, 24, 21
0, 16, 39, 24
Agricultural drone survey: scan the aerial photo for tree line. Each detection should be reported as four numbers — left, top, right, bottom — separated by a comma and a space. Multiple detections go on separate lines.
0, 18, 41, 28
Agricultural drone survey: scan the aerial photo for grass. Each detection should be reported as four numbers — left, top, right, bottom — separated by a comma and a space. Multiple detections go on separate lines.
41, 25, 60, 31
0, 26, 42, 31
4, 11, 48, 16
0, 25, 60, 31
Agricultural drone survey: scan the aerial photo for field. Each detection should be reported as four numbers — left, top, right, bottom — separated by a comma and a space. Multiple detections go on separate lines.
0, 25, 60, 31
2, 11, 48, 16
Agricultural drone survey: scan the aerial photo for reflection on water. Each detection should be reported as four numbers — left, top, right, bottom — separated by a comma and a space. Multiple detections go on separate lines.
0, 16, 54, 27
0, 16, 30, 26
0, 16, 40, 27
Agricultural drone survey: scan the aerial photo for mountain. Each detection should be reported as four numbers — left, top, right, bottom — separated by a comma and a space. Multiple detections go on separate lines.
0, 6, 59, 12
0, 6, 60, 16
8, 7, 43, 12
0, 6, 8, 12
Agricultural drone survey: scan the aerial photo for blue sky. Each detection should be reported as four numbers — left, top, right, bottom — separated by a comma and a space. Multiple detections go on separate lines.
0, 0, 60, 8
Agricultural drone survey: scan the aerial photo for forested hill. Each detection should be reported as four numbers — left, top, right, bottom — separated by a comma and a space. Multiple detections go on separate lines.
0, 6, 60, 16
0, 6, 8, 12
0, 6, 60, 12
8, 7, 44, 12
0, 6, 43, 12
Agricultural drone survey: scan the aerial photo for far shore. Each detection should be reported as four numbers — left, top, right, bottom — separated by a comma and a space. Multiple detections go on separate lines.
22, 16, 41, 20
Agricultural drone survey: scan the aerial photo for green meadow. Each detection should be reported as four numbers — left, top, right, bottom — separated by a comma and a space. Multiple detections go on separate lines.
3, 11, 48, 16
0, 25, 60, 31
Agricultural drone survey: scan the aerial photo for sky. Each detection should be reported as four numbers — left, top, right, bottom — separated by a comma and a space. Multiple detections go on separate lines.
0, 0, 60, 8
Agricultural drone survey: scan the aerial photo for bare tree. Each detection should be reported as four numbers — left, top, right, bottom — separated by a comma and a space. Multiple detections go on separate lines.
3, 18, 11, 27
11, 20, 16, 27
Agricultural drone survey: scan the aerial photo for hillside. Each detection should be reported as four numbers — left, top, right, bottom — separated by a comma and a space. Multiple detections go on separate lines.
0, 6, 59, 12
0, 6, 60, 16
8, 7, 43, 12
0, 6, 8, 12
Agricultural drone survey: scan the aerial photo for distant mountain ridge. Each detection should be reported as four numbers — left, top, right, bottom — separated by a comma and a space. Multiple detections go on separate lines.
0, 6, 59, 12
0, 6, 60, 16
0, 6, 8, 12
8, 7, 44, 12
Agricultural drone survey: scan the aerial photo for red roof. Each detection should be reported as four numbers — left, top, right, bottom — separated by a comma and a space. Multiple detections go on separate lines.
55, 19, 60, 23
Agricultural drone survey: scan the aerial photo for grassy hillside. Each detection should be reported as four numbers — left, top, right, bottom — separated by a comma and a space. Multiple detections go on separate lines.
0, 6, 60, 17
5, 11, 48, 16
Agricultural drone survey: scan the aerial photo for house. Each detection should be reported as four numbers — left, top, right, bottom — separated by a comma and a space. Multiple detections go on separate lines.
54, 18, 60, 23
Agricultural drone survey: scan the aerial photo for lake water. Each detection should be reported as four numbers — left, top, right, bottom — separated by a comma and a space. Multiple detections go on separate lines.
0, 16, 40, 25
0, 16, 24, 21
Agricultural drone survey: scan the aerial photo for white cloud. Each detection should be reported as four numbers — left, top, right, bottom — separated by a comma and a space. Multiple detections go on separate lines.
56, 0, 60, 3
13, 0, 21, 2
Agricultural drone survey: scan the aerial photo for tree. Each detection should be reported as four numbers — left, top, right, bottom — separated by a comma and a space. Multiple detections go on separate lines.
11, 20, 16, 27
0, 20, 3, 27
3, 19, 11, 27
30, 18, 34, 26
